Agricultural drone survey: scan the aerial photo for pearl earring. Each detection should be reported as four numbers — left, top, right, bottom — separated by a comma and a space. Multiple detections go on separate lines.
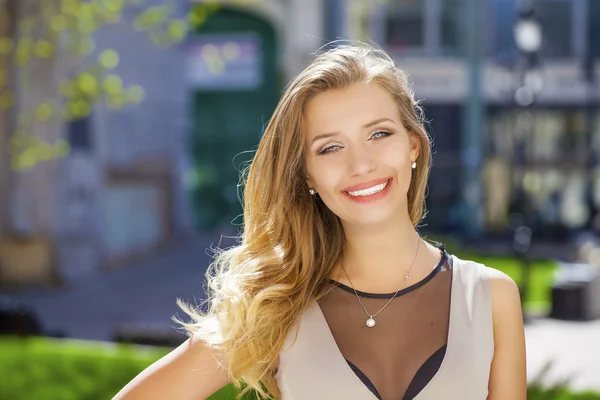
309, 189, 316, 195
411, 162, 417, 169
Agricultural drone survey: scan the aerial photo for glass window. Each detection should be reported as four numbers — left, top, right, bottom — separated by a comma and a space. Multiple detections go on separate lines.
592, 114, 600, 208
486, 108, 593, 234
67, 115, 93, 152
440, 0, 465, 56
559, 171, 589, 228
590, 0, 600, 58
487, 108, 586, 165
534, 0, 573, 58
488, 0, 518, 60
385, 0, 426, 53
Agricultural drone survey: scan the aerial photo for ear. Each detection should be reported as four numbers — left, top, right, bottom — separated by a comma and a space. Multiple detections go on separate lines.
306, 175, 314, 189
409, 133, 420, 161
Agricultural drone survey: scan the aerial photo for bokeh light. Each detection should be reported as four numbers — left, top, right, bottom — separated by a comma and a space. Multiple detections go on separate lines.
99, 49, 120, 68
34, 40, 54, 58
189, 5, 208, 27
34, 102, 55, 121
222, 42, 240, 60
78, 36, 96, 55
168, 20, 188, 41
125, 85, 145, 103
77, 73, 99, 96
0, 37, 14, 55
105, 0, 125, 13
0, 91, 15, 109
69, 99, 92, 118
103, 75, 123, 95
107, 94, 125, 109
59, 80, 78, 98
51, 15, 69, 32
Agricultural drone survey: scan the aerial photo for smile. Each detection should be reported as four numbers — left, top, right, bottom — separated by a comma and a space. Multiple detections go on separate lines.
345, 179, 391, 197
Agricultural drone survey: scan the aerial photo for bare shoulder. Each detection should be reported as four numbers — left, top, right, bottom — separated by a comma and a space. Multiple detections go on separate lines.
451, 258, 526, 397
112, 332, 230, 400
452, 257, 522, 316
483, 266, 522, 318
482, 266, 527, 399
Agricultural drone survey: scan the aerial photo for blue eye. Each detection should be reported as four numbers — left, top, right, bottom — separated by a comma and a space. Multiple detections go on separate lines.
318, 145, 342, 155
317, 131, 392, 155
371, 130, 392, 140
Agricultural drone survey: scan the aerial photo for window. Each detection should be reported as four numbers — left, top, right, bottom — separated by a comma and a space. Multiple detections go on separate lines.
590, 0, 600, 58
488, 0, 518, 60
486, 108, 592, 234
440, 0, 465, 56
422, 105, 463, 232
67, 115, 92, 152
534, 0, 573, 58
488, 108, 586, 165
385, 0, 426, 54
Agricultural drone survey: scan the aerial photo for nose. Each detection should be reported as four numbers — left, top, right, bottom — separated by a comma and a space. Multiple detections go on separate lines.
347, 143, 376, 176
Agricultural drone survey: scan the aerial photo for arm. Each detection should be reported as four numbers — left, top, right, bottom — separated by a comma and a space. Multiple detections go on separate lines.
486, 267, 527, 400
112, 333, 230, 400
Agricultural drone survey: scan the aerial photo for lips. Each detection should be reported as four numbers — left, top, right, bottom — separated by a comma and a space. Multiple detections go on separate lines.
342, 177, 392, 193
342, 177, 393, 203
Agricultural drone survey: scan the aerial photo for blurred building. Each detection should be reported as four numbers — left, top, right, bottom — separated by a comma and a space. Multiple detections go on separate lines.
327, 0, 600, 239
5, 0, 600, 288
0, 0, 326, 287
0, 0, 193, 286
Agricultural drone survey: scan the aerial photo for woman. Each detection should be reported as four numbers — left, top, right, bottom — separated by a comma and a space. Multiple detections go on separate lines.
113, 44, 526, 400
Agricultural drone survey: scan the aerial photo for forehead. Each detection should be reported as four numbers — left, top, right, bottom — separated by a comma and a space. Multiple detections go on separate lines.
303, 82, 400, 137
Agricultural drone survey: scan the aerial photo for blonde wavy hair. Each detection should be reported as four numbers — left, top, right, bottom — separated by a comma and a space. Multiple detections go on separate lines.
176, 43, 432, 399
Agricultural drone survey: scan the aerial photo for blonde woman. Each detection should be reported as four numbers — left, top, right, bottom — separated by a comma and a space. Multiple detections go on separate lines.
114, 44, 526, 400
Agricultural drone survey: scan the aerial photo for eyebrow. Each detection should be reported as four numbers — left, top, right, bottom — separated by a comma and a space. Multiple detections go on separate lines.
310, 118, 396, 145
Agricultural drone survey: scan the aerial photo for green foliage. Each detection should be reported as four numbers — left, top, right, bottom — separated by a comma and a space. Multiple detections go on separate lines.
0, 0, 222, 170
0, 336, 169, 400
527, 361, 600, 400
0, 336, 260, 400
2, 336, 599, 399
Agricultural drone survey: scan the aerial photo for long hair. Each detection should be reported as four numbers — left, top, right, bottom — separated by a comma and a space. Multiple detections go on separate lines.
176, 43, 432, 399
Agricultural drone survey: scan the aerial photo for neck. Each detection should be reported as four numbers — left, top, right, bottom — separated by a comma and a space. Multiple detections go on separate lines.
333, 208, 446, 293
343, 209, 426, 282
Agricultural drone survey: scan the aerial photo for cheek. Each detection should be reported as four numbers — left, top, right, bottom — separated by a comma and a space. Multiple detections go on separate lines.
314, 168, 342, 194
382, 141, 411, 168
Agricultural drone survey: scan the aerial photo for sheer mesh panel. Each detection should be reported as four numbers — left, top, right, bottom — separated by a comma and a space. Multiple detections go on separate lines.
317, 249, 452, 400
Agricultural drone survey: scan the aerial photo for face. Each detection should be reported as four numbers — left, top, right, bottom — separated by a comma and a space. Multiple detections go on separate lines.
303, 82, 419, 227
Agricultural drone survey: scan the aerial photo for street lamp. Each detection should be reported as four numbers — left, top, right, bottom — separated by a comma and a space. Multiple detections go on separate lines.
513, 2, 542, 321
514, 8, 542, 55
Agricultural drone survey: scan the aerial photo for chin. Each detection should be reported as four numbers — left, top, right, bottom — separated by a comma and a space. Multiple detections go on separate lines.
341, 208, 400, 228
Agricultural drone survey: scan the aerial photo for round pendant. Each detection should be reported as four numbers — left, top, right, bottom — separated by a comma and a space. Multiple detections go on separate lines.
366, 318, 376, 328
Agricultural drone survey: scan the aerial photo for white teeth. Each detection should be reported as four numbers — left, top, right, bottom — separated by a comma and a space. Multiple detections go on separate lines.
347, 181, 389, 197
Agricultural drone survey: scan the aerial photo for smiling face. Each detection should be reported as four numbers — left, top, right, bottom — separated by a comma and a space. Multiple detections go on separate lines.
304, 82, 420, 228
